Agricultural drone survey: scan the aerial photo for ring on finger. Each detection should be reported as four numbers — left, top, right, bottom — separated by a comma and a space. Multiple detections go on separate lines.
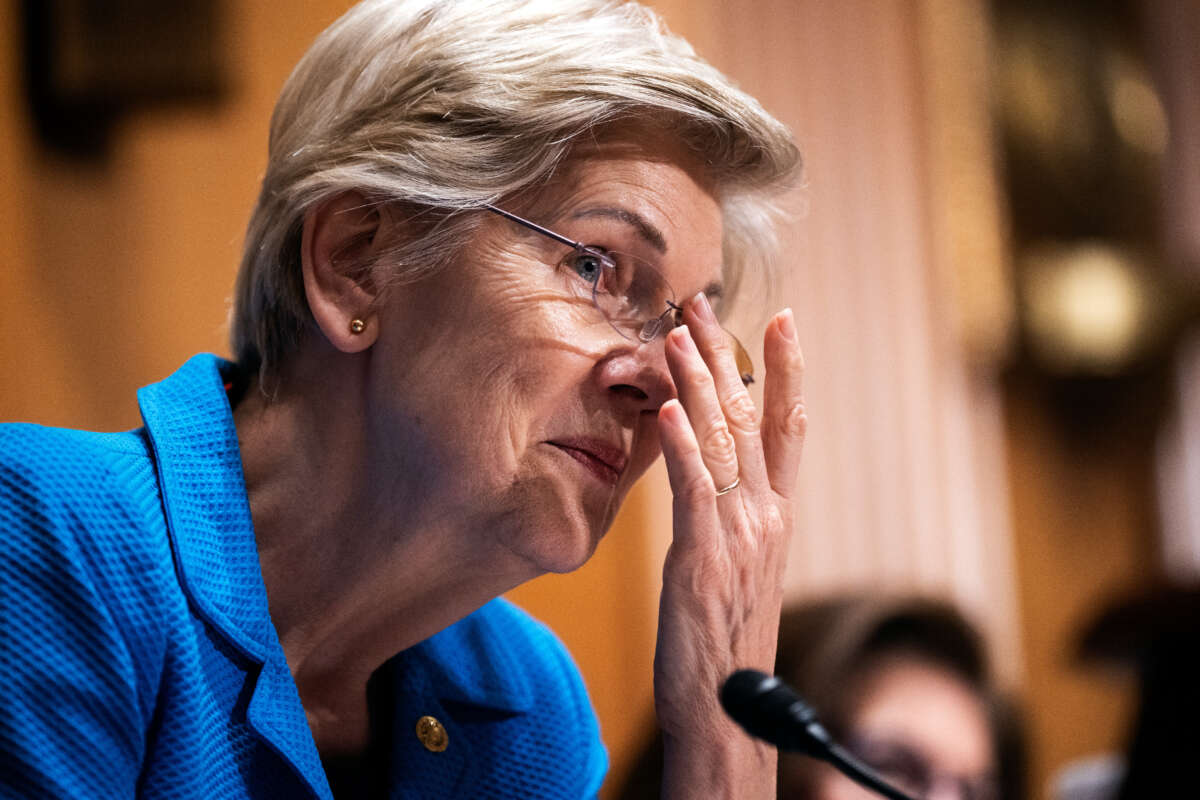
714, 476, 741, 496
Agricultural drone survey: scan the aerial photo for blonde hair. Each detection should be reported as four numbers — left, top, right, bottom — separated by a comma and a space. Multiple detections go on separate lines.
231, 0, 800, 374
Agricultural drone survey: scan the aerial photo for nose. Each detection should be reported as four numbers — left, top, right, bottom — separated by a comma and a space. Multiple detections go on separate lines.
595, 334, 676, 415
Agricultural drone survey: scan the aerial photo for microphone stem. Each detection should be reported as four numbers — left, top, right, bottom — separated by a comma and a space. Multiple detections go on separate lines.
822, 741, 921, 800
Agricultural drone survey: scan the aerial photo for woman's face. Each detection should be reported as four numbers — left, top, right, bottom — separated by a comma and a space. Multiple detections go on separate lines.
366, 133, 724, 576
805, 655, 997, 800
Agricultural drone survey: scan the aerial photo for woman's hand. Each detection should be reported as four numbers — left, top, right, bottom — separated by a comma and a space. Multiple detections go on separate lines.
654, 293, 807, 800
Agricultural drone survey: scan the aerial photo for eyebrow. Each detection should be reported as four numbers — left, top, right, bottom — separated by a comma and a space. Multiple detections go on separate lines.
567, 206, 668, 254
563, 205, 726, 300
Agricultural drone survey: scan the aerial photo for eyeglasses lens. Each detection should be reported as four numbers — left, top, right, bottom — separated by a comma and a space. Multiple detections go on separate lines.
847, 734, 998, 800
584, 249, 672, 333
575, 248, 755, 385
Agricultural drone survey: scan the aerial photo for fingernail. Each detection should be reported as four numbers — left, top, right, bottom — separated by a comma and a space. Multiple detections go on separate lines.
779, 308, 797, 342
692, 292, 716, 324
672, 325, 698, 355
658, 398, 687, 430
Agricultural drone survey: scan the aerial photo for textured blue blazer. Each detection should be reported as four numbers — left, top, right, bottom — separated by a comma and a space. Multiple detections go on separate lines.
0, 354, 607, 799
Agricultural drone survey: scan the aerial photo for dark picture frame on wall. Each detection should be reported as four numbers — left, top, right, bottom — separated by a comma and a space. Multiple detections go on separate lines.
22, 0, 226, 156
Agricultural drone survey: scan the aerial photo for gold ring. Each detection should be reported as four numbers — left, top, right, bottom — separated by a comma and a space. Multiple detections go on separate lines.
715, 477, 741, 496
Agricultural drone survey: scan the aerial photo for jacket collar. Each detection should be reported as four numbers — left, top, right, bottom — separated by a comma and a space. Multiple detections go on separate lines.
138, 354, 332, 799
138, 353, 277, 662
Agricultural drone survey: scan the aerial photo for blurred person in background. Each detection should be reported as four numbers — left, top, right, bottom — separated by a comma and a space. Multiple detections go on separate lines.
619, 594, 1025, 800
1053, 584, 1200, 800
0, 0, 803, 797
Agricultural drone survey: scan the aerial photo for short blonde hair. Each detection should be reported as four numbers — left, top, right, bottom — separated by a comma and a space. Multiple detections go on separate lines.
231, 0, 800, 374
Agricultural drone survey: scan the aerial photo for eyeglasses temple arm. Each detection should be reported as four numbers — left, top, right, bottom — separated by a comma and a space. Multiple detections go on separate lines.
482, 204, 583, 251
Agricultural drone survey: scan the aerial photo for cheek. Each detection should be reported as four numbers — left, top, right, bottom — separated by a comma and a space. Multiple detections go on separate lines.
507, 294, 611, 362
447, 299, 602, 445
485, 292, 612, 402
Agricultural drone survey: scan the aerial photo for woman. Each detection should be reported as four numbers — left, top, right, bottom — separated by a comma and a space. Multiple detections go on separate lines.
619, 595, 1024, 800
773, 595, 1021, 800
0, 1, 802, 798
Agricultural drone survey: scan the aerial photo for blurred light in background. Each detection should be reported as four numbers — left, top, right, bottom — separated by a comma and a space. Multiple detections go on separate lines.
1105, 52, 1168, 157
1021, 243, 1159, 376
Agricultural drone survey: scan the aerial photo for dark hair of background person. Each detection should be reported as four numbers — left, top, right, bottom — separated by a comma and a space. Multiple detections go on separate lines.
1076, 584, 1200, 800
615, 594, 1027, 800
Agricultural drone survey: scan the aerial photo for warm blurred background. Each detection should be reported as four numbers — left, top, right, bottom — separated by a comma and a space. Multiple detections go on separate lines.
1, 1, 1197, 798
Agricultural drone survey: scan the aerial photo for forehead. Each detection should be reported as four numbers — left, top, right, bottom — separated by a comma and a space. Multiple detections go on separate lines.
532, 135, 726, 297
849, 655, 994, 774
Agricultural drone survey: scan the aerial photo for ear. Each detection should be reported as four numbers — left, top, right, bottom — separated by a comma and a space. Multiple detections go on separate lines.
301, 191, 384, 353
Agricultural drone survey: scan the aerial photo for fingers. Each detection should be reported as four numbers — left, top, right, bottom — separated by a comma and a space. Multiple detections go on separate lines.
676, 293, 768, 486
657, 399, 719, 552
662, 294, 804, 503
658, 399, 706, 495
761, 309, 806, 498
664, 324, 742, 494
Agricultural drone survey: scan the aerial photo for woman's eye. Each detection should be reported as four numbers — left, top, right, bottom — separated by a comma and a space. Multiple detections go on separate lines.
564, 250, 608, 287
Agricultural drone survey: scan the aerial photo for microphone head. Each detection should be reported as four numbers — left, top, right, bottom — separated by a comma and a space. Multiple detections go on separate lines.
720, 669, 831, 756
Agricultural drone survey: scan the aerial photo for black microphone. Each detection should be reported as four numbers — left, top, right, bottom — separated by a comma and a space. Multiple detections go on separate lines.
720, 669, 920, 800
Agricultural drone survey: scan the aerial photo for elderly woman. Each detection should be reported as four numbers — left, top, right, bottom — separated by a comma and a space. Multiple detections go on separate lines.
0, 1, 803, 798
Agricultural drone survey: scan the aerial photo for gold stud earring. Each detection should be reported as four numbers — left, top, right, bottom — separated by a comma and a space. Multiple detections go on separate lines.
349, 318, 366, 335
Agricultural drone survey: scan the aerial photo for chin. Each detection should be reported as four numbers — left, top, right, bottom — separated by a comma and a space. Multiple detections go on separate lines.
498, 477, 616, 575
534, 537, 600, 575
529, 506, 608, 575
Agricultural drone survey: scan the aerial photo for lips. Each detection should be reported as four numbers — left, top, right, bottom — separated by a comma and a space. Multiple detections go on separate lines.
549, 437, 629, 486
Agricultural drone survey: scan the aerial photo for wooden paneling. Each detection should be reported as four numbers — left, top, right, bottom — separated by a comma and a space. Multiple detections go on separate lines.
1005, 373, 1158, 797
1, 1, 339, 429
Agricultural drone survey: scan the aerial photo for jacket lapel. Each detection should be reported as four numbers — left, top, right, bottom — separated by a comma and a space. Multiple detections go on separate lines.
139, 354, 333, 800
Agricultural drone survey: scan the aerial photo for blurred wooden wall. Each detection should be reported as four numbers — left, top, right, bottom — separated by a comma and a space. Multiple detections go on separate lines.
0, 0, 342, 425
1, 2, 1163, 798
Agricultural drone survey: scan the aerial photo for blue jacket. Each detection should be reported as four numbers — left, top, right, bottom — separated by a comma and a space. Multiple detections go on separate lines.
0, 354, 607, 799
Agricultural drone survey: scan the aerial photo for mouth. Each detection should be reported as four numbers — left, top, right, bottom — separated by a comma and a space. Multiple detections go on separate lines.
548, 438, 628, 487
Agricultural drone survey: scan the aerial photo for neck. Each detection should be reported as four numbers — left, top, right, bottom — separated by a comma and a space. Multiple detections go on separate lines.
232, 346, 539, 747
